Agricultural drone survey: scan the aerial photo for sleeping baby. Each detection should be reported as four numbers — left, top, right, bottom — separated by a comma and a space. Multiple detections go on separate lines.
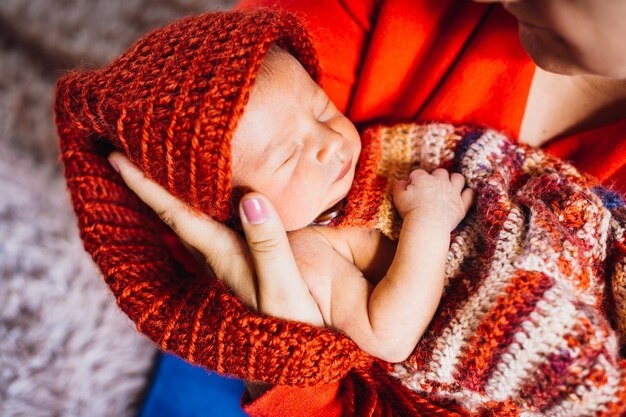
227, 44, 474, 362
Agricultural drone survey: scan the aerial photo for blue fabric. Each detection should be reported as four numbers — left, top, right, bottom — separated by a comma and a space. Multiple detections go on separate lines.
139, 353, 247, 417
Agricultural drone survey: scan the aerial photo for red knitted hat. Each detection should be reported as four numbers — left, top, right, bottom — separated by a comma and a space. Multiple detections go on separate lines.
55, 10, 369, 386
56, 9, 319, 223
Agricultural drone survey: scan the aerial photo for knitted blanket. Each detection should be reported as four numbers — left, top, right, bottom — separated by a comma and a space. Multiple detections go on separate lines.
333, 123, 626, 416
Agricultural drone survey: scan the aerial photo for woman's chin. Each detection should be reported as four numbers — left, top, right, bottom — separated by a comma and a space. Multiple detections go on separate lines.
528, 48, 626, 79
518, 27, 583, 76
530, 55, 584, 77
518, 25, 626, 78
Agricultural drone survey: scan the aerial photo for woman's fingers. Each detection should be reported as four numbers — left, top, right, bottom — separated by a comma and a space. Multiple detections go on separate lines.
109, 152, 319, 322
239, 193, 300, 284
238, 193, 313, 320
239, 193, 300, 298
108, 152, 258, 307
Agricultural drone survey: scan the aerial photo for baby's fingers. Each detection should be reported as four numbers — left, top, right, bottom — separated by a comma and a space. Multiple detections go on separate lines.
461, 187, 476, 213
393, 179, 409, 193
408, 168, 429, 183
431, 168, 450, 179
450, 172, 466, 191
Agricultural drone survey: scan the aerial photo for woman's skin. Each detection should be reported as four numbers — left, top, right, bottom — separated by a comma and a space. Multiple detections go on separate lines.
108, 153, 302, 315
477, 0, 626, 78
474, 0, 626, 146
109, 0, 626, 400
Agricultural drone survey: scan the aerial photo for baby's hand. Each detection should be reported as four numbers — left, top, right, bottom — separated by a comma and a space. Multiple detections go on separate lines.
393, 168, 475, 231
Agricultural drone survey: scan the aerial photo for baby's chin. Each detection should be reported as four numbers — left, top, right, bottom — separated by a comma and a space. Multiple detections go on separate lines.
312, 191, 350, 225
282, 193, 349, 230
322, 165, 357, 214
281, 207, 324, 231
284, 168, 356, 230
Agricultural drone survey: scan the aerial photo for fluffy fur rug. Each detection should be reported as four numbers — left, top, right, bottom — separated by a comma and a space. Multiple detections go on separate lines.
0, 0, 234, 416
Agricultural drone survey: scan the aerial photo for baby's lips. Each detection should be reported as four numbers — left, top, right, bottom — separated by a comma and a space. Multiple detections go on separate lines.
334, 155, 353, 183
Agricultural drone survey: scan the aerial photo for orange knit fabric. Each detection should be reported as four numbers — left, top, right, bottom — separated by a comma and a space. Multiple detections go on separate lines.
57, 10, 319, 224
331, 122, 626, 415
53, 6, 526, 415
55, 10, 371, 386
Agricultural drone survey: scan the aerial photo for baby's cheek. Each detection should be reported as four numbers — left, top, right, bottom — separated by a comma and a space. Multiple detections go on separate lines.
273, 195, 320, 232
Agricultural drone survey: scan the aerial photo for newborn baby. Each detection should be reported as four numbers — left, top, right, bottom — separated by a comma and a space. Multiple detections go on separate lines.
230, 45, 474, 362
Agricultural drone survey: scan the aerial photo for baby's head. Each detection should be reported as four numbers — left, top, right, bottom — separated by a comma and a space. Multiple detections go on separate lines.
55, 10, 360, 231
231, 46, 361, 230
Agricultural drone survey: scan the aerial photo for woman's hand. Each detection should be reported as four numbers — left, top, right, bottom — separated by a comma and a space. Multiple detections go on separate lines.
108, 151, 326, 400
107, 152, 321, 324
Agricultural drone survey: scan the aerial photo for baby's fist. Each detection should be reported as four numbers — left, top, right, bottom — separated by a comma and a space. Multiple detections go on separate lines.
393, 168, 475, 231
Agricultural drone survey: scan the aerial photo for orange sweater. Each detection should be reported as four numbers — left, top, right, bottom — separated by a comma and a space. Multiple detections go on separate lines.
234, 1, 626, 416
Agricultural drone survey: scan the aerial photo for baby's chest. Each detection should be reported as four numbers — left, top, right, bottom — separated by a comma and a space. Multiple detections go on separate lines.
292, 226, 394, 284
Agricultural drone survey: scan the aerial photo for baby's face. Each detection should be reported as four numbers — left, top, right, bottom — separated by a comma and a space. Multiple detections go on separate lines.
231, 47, 361, 231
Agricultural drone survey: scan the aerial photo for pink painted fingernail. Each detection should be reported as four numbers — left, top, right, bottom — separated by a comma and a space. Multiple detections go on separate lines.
108, 156, 120, 174
242, 197, 269, 224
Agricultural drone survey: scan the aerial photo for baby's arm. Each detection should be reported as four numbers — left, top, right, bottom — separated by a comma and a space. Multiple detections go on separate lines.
296, 168, 473, 363
362, 168, 474, 361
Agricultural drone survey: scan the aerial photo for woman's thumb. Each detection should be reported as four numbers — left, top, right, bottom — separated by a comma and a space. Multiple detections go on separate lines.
238, 193, 308, 318
239, 193, 295, 266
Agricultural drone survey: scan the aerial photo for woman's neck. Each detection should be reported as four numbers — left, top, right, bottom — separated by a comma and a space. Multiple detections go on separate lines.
519, 67, 626, 147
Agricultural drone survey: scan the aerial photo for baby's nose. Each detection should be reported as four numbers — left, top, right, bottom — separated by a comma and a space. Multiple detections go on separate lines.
315, 130, 343, 164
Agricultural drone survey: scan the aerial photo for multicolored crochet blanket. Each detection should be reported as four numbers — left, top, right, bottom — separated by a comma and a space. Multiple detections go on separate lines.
333, 123, 626, 416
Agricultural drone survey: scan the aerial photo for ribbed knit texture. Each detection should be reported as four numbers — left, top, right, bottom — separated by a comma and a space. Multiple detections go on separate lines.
333, 123, 626, 416
56, 10, 319, 223
55, 10, 370, 387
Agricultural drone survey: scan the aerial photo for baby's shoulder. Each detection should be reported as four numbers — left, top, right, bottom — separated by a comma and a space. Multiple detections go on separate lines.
288, 226, 349, 262
318, 226, 396, 283
289, 226, 383, 266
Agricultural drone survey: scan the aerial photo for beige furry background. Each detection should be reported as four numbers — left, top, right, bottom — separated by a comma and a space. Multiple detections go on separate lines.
0, 1, 236, 416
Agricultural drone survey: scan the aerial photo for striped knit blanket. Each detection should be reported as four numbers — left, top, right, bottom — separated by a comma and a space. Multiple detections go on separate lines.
333, 123, 626, 416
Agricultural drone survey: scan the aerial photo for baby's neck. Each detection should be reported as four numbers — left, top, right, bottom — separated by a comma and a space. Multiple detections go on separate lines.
313, 199, 346, 225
